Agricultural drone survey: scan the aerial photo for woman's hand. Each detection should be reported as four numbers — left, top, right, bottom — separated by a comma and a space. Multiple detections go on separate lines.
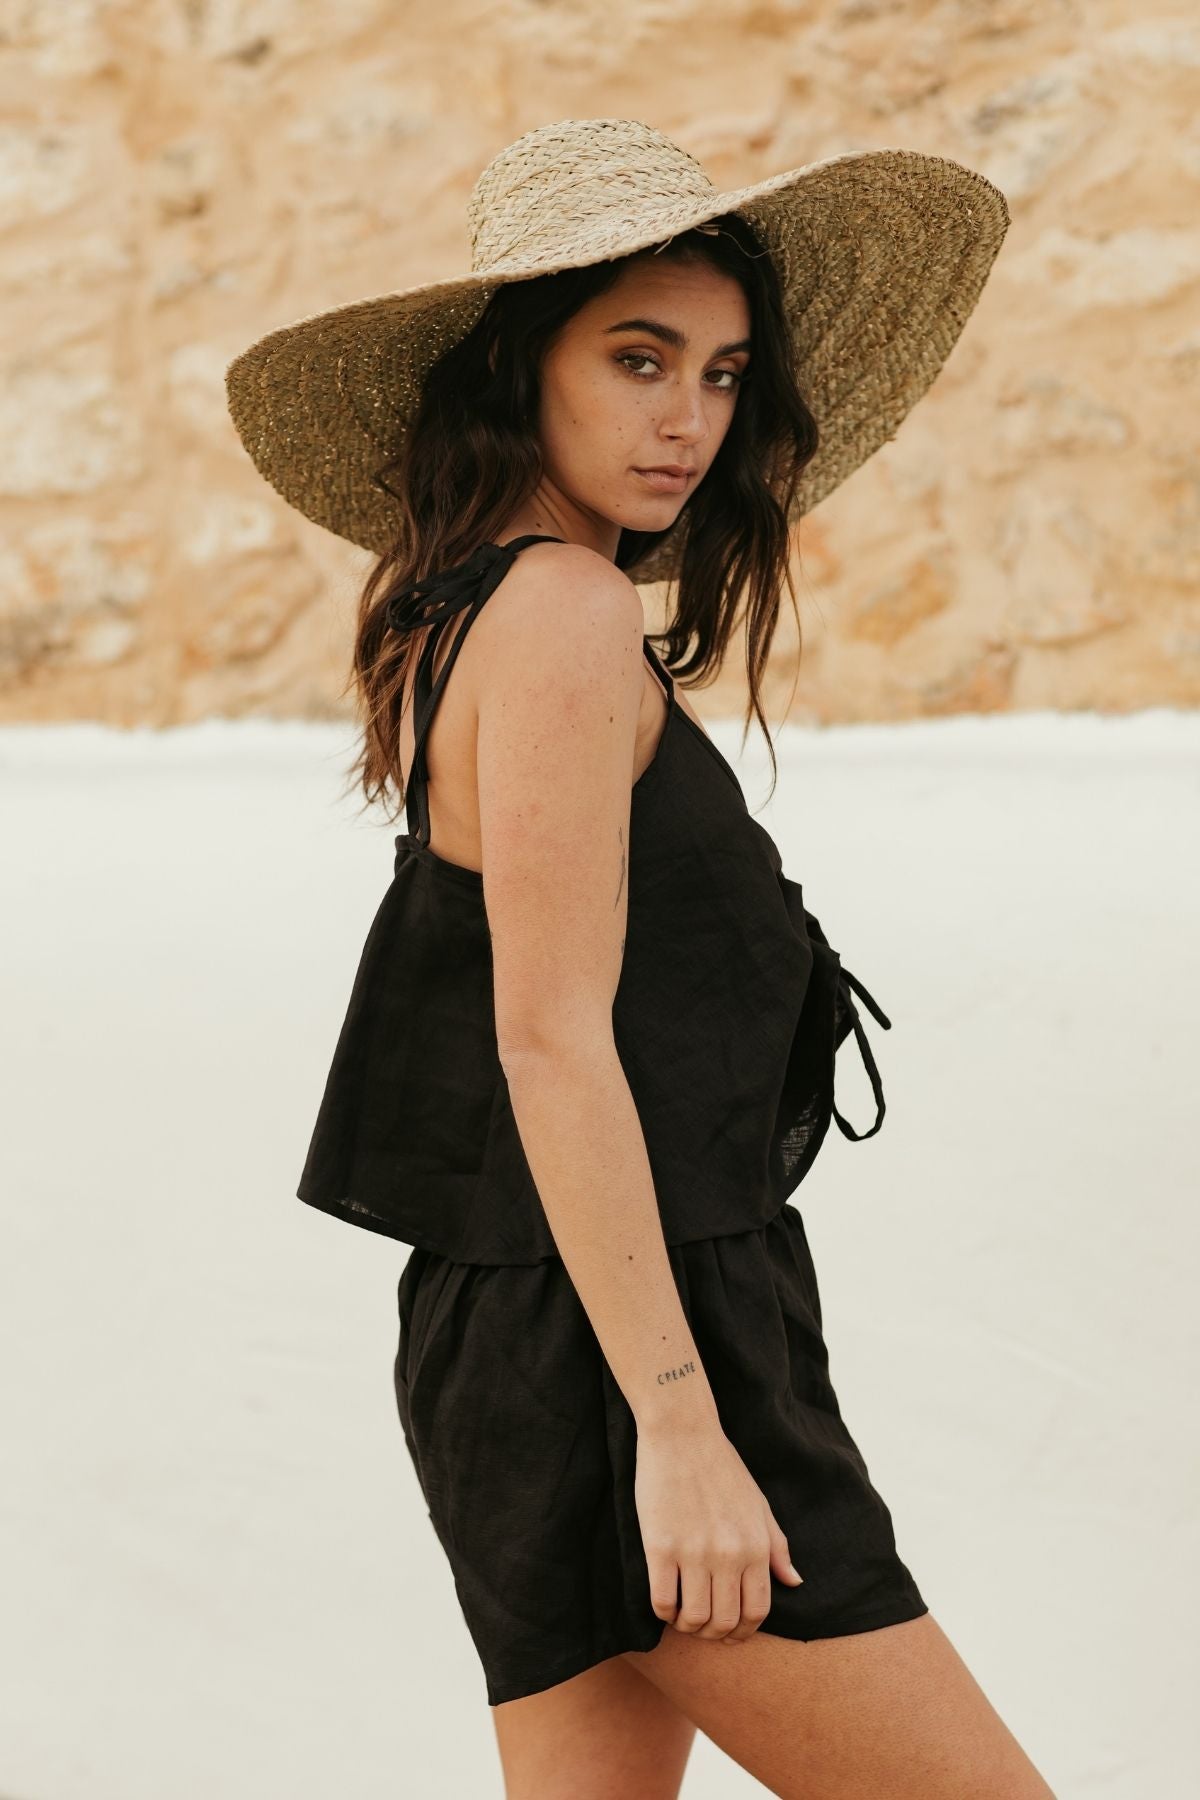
634, 1417, 804, 1642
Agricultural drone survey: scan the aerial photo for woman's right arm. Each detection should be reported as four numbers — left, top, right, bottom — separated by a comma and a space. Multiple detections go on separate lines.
473, 544, 803, 1642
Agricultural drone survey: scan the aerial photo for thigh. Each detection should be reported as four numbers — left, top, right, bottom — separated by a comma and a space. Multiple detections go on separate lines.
492, 1652, 697, 1800
622, 1611, 1057, 1800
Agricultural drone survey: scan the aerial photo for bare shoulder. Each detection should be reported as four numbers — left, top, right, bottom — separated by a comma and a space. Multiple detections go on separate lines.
474, 539, 644, 672
502, 536, 638, 598
471, 541, 646, 821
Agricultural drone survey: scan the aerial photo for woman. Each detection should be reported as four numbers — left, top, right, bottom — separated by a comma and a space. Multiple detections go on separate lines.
227, 119, 1055, 1798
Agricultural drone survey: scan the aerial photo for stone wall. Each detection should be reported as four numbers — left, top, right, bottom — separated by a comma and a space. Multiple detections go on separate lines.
3, 0, 1197, 726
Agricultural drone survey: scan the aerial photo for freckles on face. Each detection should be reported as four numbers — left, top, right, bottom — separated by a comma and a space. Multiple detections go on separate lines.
533, 354, 632, 512
541, 345, 634, 465
536, 260, 752, 514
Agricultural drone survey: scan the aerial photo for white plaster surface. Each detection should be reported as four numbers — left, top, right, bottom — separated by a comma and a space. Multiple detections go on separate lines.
1, 711, 1196, 1798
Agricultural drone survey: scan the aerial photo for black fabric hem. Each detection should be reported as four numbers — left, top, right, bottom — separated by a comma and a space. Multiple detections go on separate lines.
299, 1187, 808, 1265
295, 1188, 559, 1263
485, 1620, 668, 1707
483, 1591, 930, 1707
770, 1589, 930, 1644
297, 1189, 411, 1246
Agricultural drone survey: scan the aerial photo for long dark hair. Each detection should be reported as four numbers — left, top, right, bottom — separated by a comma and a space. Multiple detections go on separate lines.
343, 212, 819, 819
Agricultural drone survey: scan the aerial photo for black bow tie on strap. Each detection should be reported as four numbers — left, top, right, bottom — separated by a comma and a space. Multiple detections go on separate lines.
387, 535, 565, 846
385, 540, 518, 636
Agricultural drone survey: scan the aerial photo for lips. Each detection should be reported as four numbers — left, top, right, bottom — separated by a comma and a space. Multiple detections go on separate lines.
633, 466, 695, 492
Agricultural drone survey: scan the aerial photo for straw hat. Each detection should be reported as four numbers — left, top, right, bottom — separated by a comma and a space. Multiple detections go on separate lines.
224, 117, 1010, 586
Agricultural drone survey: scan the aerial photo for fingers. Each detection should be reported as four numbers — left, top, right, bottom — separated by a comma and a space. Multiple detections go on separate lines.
700, 1564, 746, 1641
648, 1554, 681, 1628
722, 1560, 774, 1643
648, 1531, 800, 1640
654, 1547, 780, 1641
675, 1561, 713, 1636
768, 1514, 805, 1590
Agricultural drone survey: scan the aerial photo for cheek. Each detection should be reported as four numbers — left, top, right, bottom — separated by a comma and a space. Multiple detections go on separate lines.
541, 369, 640, 466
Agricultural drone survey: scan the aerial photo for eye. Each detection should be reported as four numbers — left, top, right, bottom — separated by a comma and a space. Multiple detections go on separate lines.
615, 352, 746, 393
615, 352, 661, 380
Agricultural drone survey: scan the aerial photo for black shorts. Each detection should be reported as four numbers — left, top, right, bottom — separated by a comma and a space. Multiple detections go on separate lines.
393, 1202, 928, 1706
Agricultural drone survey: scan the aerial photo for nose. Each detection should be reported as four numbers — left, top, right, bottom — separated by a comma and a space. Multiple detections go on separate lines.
657, 378, 711, 448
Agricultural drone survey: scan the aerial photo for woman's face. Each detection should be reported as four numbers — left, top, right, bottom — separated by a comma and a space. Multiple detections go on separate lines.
526, 255, 752, 559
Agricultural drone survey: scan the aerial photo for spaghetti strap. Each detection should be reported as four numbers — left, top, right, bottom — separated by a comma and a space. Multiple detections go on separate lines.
386, 534, 564, 846
389, 535, 677, 847
641, 635, 675, 705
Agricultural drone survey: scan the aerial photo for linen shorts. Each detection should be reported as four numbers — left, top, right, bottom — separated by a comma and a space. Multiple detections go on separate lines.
393, 1200, 929, 1705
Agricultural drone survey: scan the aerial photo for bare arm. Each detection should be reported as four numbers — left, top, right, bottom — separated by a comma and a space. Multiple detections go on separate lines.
476, 543, 714, 1437
475, 544, 803, 1640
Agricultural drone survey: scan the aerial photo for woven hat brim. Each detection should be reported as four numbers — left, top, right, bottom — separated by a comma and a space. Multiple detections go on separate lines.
225, 145, 1010, 585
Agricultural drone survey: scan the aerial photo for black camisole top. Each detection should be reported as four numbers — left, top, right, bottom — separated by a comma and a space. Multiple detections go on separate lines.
296, 533, 892, 1265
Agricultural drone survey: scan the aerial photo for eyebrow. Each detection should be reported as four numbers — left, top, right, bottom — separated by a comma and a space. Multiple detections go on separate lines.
602, 317, 752, 358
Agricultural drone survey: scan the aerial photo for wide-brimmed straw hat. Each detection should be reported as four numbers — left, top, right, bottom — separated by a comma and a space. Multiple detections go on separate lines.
225, 117, 1010, 586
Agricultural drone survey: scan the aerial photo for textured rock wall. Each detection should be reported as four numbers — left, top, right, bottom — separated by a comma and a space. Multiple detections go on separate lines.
2, 0, 1197, 726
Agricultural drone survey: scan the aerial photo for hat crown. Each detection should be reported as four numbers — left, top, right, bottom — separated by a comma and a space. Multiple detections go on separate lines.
466, 118, 718, 273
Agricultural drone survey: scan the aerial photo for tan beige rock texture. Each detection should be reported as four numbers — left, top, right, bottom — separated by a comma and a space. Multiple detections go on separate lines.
2, 0, 1197, 728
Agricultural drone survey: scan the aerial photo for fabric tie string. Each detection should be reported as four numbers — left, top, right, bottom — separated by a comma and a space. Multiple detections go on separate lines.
385, 540, 515, 636
831, 965, 890, 1141
388, 536, 565, 845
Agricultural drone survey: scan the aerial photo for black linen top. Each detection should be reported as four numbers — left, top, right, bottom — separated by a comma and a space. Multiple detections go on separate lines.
296, 535, 892, 1264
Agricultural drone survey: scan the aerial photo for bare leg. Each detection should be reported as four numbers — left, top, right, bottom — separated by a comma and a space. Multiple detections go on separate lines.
622, 1611, 1057, 1800
492, 1651, 697, 1800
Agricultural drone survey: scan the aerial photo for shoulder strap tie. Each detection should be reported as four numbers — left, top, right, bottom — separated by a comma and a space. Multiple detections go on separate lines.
387, 535, 564, 845
386, 540, 516, 636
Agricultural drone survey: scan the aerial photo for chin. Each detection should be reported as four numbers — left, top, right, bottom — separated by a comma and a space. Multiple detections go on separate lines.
620, 513, 680, 541
631, 496, 688, 520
